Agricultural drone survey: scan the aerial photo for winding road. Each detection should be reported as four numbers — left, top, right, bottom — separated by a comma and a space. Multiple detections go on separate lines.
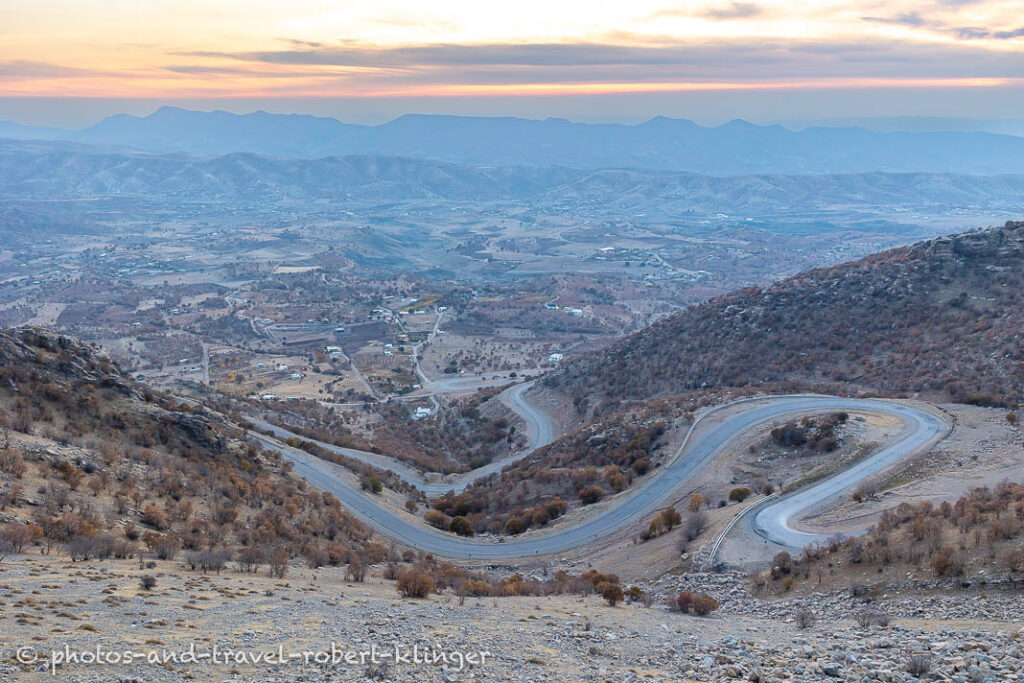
251, 391, 950, 560
248, 381, 554, 496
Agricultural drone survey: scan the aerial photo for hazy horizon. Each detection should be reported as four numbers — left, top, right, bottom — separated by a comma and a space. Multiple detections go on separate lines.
5, 100, 1024, 137
2, 1, 1024, 127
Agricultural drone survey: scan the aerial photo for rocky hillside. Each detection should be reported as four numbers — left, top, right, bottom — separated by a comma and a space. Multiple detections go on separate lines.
545, 221, 1024, 415
0, 328, 373, 567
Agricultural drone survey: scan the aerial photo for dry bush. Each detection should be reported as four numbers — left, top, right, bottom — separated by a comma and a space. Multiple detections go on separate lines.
448, 516, 474, 537
905, 654, 931, 675
674, 590, 694, 613
854, 609, 889, 628
682, 511, 707, 542
728, 487, 752, 503
795, 609, 816, 629
1, 523, 37, 553
269, 549, 289, 578
345, 555, 366, 582
140, 505, 168, 531
690, 593, 719, 616
186, 548, 232, 574
0, 446, 27, 478
931, 546, 964, 577
236, 546, 262, 572
578, 486, 605, 505
424, 510, 450, 530
397, 569, 435, 598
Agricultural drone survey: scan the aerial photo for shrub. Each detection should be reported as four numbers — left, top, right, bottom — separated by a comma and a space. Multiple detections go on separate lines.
149, 534, 181, 561
360, 475, 383, 494
269, 549, 289, 578
931, 546, 964, 577
397, 569, 435, 598
854, 609, 888, 628
624, 585, 645, 602
682, 511, 707, 542
424, 510, 450, 529
687, 493, 706, 512
304, 547, 330, 569
449, 516, 474, 537
186, 548, 231, 573
905, 654, 931, 675
579, 486, 605, 505
1, 523, 35, 553
795, 609, 816, 629
659, 506, 681, 531
140, 505, 168, 530
458, 579, 493, 597
772, 551, 792, 575
598, 581, 624, 607
691, 593, 719, 616
504, 516, 527, 535
1004, 546, 1024, 573
346, 555, 366, 582
236, 546, 262, 572
0, 447, 27, 478
853, 480, 879, 502
675, 590, 694, 613
139, 576, 157, 591
728, 487, 752, 503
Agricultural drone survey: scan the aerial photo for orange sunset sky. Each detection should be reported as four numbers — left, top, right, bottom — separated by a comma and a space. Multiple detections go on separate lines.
1, 0, 1022, 125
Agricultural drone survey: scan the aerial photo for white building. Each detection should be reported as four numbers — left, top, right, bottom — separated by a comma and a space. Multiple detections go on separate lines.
548, 353, 564, 363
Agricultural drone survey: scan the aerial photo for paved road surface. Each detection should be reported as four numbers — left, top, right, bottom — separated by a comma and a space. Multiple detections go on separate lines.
248, 381, 555, 496
746, 400, 949, 551
253, 394, 949, 560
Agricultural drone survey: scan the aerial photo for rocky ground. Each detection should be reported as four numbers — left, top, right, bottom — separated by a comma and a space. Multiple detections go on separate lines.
1, 557, 1021, 682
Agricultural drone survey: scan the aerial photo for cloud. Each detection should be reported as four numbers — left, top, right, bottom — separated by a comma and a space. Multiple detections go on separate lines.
163, 64, 332, 77
0, 60, 92, 79
702, 2, 763, 20
862, 12, 928, 27
173, 36, 1024, 89
650, 3, 762, 20
954, 26, 1024, 39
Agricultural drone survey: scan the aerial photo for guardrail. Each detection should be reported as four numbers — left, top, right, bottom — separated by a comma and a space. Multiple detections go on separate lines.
701, 492, 780, 571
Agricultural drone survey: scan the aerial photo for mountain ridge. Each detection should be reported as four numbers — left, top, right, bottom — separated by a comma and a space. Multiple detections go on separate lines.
4, 107, 1024, 174
543, 221, 1024, 415
3, 137, 1024, 214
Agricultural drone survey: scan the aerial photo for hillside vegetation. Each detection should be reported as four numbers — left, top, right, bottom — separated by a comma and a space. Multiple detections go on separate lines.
546, 221, 1024, 416
755, 480, 1024, 596
0, 329, 375, 571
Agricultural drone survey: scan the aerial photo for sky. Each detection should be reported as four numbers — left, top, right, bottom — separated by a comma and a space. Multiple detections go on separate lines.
1, 0, 1023, 127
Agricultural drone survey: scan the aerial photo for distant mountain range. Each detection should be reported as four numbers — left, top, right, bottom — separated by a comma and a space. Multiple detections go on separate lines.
4, 107, 1024, 174
3, 138, 1024, 214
